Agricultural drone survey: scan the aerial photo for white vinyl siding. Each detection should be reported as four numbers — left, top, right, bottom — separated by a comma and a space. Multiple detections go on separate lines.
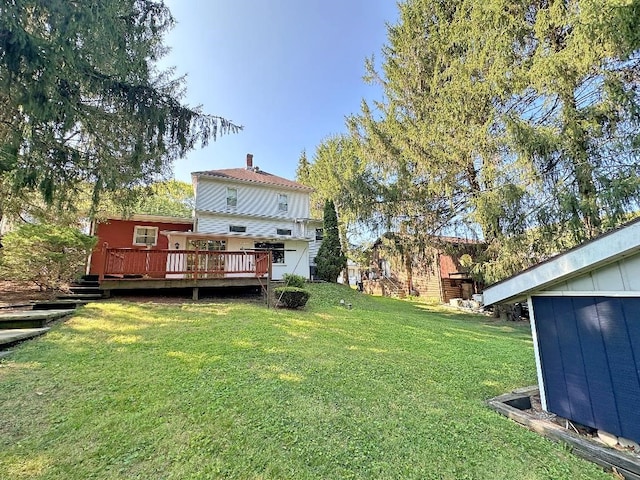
308, 221, 323, 266
546, 251, 640, 293
198, 214, 307, 239
195, 179, 310, 219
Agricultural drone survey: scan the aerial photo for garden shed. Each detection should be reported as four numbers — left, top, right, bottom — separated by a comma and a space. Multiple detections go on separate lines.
483, 218, 640, 446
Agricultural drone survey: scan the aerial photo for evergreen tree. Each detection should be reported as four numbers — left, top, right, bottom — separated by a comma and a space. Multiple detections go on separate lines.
315, 200, 347, 283
349, 0, 640, 283
295, 149, 311, 186
0, 0, 240, 220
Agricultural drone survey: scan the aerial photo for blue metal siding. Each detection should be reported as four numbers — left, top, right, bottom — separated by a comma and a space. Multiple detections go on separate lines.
533, 296, 640, 443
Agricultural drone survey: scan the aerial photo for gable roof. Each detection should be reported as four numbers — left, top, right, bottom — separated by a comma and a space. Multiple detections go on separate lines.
483, 217, 640, 305
193, 168, 313, 192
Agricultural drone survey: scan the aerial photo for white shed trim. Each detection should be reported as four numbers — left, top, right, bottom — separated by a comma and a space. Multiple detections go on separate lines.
527, 295, 547, 411
533, 290, 640, 297
484, 219, 640, 305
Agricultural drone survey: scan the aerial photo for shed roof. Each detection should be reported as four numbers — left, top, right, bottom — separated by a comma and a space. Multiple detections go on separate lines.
483, 217, 640, 305
101, 214, 194, 225
192, 168, 313, 192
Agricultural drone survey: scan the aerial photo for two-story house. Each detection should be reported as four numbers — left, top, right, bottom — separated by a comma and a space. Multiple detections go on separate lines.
165, 154, 321, 280
91, 154, 322, 292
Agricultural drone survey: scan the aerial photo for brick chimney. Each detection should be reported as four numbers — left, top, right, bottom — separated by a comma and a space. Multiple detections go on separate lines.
246, 153, 253, 170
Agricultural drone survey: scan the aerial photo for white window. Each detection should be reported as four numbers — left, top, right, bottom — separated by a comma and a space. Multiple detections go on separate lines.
227, 187, 238, 207
278, 193, 288, 212
133, 226, 158, 246
255, 242, 285, 264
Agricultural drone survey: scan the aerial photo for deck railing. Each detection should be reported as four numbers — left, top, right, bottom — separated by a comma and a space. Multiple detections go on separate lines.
98, 246, 270, 281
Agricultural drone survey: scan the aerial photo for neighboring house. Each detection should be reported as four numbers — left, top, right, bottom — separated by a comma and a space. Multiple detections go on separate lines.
483, 217, 640, 446
88, 214, 194, 277
337, 259, 361, 286
364, 234, 482, 303
91, 154, 322, 287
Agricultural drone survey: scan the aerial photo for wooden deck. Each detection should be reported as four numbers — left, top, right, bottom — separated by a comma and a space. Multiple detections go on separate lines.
96, 247, 272, 300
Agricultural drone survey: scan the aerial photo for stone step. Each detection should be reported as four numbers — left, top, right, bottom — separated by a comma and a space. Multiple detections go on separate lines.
0, 310, 72, 329
0, 303, 34, 310
69, 286, 102, 294
73, 278, 100, 283
56, 293, 103, 300
0, 328, 50, 347
32, 300, 87, 311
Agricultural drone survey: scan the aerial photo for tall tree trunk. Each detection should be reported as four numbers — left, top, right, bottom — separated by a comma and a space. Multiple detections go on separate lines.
561, 89, 601, 239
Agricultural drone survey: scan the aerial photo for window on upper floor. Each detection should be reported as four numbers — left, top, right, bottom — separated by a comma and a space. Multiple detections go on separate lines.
227, 187, 238, 207
133, 226, 158, 246
229, 225, 247, 233
277, 228, 292, 236
315, 228, 323, 240
227, 187, 237, 207
277, 193, 288, 212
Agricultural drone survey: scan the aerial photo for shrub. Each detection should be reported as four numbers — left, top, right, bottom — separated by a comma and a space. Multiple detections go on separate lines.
0, 223, 96, 291
274, 286, 311, 309
282, 273, 307, 288
315, 200, 346, 282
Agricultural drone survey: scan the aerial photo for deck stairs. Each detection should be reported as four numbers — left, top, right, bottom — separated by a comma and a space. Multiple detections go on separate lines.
57, 275, 104, 301
380, 275, 406, 298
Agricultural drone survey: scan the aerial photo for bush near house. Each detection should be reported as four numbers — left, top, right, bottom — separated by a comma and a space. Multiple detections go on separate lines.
282, 273, 307, 288
274, 286, 311, 309
0, 223, 96, 291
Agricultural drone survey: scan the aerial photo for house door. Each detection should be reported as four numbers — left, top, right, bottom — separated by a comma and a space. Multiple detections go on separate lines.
532, 296, 640, 444
188, 239, 226, 278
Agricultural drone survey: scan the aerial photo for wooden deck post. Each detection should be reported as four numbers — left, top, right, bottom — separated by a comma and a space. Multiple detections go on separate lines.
267, 252, 273, 308
98, 242, 108, 282
192, 287, 199, 301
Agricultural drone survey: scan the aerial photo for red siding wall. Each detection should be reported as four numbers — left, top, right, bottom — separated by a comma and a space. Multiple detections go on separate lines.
89, 219, 192, 275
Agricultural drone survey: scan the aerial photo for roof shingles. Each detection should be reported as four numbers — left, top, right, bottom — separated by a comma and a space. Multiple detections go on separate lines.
193, 168, 312, 191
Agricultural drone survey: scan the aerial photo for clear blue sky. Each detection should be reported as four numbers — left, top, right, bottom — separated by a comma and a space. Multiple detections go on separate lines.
160, 0, 398, 183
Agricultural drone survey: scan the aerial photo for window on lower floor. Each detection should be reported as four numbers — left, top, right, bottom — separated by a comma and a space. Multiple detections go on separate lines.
254, 242, 285, 264
315, 228, 323, 240
189, 239, 226, 251
133, 226, 158, 246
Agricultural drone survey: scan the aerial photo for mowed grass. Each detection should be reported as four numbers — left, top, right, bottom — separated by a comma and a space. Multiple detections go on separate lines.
0, 284, 611, 479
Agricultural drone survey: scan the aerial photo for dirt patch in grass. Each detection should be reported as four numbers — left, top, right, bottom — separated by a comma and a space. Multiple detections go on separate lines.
0, 281, 56, 307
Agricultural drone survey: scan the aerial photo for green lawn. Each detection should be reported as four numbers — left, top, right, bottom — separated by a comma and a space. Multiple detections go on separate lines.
0, 283, 612, 479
